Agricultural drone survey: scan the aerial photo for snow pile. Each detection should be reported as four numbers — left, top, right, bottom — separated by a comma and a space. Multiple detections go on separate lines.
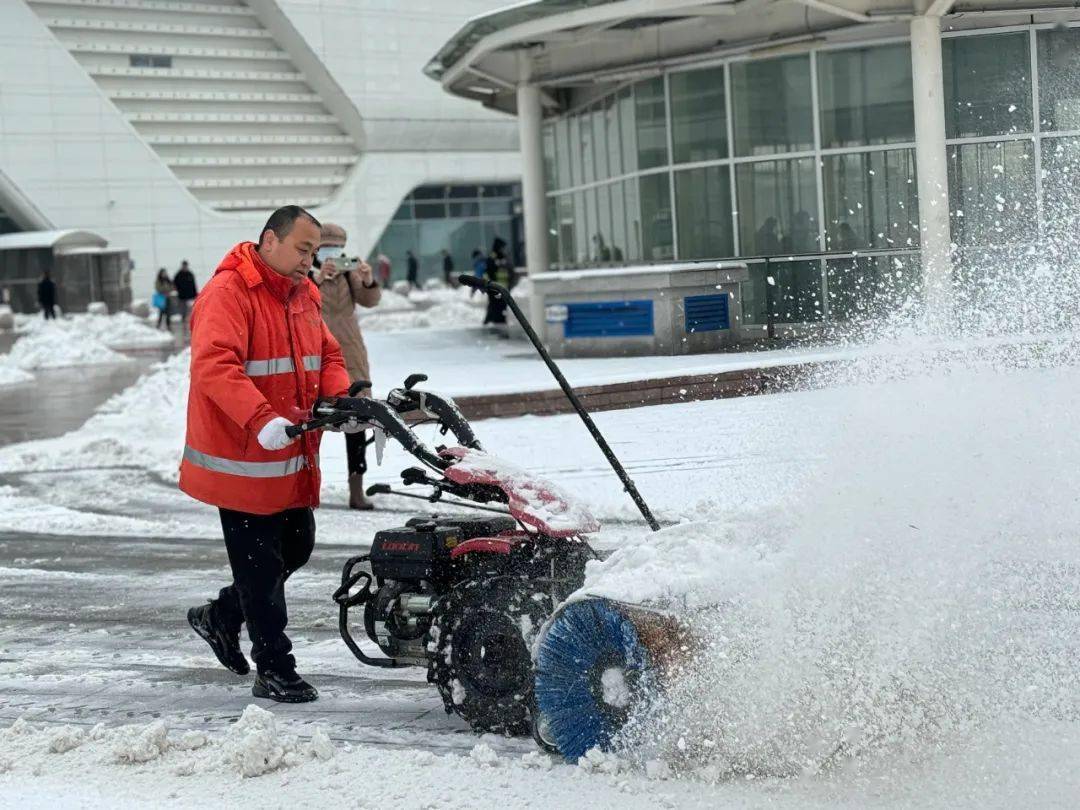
0, 364, 34, 387
359, 284, 485, 332
0, 312, 172, 385
0, 708, 337, 786
585, 359, 1080, 778
4, 322, 131, 370
13, 311, 173, 351
444, 447, 600, 535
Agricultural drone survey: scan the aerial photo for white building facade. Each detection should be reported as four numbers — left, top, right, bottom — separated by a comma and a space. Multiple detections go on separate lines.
0, 0, 522, 297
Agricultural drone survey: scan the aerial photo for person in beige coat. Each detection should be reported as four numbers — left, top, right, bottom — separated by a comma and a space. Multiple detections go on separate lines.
313, 222, 381, 509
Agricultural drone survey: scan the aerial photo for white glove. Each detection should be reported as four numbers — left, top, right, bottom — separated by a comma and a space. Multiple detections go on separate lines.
258, 417, 297, 451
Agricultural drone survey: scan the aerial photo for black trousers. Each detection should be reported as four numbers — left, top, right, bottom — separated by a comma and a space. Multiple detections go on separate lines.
42, 305, 56, 320
212, 507, 315, 674
345, 429, 367, 477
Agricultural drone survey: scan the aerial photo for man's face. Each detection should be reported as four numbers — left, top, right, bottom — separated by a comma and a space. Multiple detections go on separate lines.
259, 218, 321, 283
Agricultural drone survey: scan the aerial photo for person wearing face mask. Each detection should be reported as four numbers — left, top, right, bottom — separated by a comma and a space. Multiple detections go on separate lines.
181, 205, 354, 704
310, 222, 381, 510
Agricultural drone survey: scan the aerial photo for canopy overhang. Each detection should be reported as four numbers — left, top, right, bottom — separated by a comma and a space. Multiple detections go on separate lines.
426, 0, 1075, 114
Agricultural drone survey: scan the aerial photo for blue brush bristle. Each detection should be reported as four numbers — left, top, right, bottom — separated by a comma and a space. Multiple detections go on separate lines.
534, 598, 652, 762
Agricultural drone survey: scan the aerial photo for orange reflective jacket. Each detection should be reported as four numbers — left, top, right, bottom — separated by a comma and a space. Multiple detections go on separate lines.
179, 242, 350, 515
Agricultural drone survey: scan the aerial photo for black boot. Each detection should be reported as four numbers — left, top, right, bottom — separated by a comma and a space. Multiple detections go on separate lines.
252, 668, 319, 703
188, 603, 249, 675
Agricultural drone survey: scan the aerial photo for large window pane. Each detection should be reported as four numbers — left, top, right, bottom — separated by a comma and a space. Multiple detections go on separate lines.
610, 180, 628, 262
556, 194, 576, 266
639, 173, 674, 260
1042, 136, 1080, 243
635, 77, 669, 169
947, 140, 1037, 247
555, 118, 572, 190
675, 166, 734, 259
735, 157, 818, 254
592, 105, 608, 182
670, 66, 728, 163
619, 87, 636, 173
731, 55, 813, 157
594, 183, 614, 261
573, 190, 589, 264
818, 44, 914, 148
580, 109, 595, 185
546, 196, 559, 269
542, 123, 557, 191
568, 115, 582, 187
736, 157, 819, 323
604, 95, 622, 178
822, 149, 920, 251
943, 33, 1032, 138
1037, 27, 1080, 132
587, 186, 604, 263
625, 178, 642, 262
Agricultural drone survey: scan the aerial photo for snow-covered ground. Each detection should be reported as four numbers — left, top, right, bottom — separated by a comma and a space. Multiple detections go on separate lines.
3, 303, 1080, 805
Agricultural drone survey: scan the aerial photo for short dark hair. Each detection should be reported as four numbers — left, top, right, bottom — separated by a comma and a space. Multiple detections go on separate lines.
258, 205, 321, 247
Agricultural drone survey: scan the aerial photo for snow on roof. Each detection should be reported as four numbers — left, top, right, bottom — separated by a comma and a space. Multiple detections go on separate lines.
0, 229, 108, 253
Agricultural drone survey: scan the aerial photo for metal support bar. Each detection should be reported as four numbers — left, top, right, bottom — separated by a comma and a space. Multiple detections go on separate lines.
461, 276, 661, 532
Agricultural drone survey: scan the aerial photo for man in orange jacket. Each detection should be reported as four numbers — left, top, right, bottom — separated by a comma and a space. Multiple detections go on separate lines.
181, 205, 354, 703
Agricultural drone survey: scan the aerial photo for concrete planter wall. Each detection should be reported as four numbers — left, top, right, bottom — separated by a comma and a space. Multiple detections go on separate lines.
531, 262, 750, 358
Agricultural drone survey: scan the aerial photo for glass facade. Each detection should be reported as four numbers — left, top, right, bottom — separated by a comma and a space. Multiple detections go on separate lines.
370, 184, 522, 285
542, 24, 1080, 325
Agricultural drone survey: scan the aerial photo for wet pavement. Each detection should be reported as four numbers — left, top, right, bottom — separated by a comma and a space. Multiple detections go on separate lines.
0, 338, 498, 749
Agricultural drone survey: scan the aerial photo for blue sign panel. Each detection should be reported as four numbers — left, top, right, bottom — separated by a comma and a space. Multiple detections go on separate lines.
684, 293, 730, 333
563, 300, 654, 338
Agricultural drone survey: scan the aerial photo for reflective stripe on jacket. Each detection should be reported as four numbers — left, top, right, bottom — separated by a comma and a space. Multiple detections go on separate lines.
179, 241, 350, 515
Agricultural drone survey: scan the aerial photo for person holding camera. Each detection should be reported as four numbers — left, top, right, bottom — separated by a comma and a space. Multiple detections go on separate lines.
312, 222, 381, 510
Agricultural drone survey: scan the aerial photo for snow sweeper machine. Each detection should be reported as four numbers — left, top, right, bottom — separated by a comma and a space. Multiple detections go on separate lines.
287, 275, 680, 761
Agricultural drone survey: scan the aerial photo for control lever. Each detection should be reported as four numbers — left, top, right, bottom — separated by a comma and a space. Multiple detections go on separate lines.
404, 373, 427, 390
348, 379, 373, 396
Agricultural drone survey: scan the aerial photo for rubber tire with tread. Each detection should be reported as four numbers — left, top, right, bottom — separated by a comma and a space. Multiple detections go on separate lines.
429, 576, 551, 736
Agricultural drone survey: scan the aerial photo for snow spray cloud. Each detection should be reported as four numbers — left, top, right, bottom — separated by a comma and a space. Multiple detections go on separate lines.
586, 152, 1080, 778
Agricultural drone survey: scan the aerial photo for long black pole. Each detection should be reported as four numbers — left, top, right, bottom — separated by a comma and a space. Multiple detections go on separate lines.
461, 275, 661, 532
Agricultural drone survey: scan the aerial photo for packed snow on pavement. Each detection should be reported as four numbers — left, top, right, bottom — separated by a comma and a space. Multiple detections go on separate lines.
2, 307, 1080, 806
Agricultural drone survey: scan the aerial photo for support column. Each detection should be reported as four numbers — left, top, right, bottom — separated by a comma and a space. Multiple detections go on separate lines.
516, 82, 549, 330
910, 11, 954, 330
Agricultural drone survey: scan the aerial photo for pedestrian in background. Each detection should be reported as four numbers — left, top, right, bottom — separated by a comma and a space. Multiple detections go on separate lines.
406, 250, 418, 290
469, 249, 486, 298
183, 205, 353, 704
441, 249, 455, 287
376, 253, 392, 288
153, 268, 173, 330
312, 222, 381, 510
483, 237, 514, 327
173, 259, 198, 333
37, 271, 57, 320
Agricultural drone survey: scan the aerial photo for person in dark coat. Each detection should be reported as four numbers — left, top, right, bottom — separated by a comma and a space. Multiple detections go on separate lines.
173, 260, 198, 332
483, 237, 515, 327
37, 272, 57, 320
405, 250, 419, 290
441, 249, 455, 287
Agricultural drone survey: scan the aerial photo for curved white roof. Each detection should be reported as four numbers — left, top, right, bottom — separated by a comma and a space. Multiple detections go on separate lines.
0, 229, 108, 253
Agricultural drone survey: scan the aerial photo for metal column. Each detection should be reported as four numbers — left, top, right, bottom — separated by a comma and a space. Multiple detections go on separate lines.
516, 82, 550, 331
910, 11, 955, 331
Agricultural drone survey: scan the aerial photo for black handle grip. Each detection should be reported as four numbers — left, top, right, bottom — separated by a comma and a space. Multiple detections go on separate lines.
365, 483, 391, 496
348, 379, 372, 396
457, 274, 488, 291
284, 424, 304, 438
